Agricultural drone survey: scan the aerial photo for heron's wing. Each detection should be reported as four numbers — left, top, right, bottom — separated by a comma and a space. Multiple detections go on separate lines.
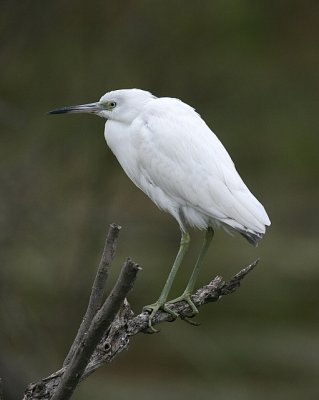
133, 98, 270, 233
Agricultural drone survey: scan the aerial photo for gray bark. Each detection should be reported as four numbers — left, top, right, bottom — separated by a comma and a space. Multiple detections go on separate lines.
21, 224, 259, 400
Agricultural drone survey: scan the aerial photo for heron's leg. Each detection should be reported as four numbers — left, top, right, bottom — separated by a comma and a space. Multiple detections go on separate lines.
168, 227, 214, 316
143, 231, 190, 332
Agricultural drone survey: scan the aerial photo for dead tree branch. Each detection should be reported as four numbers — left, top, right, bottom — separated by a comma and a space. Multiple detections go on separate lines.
63, 223, 121, 367
22, 224, 259, 400
51, 257, 140, 400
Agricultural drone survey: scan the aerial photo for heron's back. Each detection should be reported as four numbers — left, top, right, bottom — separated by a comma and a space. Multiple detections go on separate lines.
105, 96, 270, 244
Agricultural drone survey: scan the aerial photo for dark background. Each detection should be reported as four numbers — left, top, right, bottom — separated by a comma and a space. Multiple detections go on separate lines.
1, 1, 319, 399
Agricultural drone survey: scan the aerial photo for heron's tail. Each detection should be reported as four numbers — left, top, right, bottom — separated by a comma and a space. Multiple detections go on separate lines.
239, 230, 263, 247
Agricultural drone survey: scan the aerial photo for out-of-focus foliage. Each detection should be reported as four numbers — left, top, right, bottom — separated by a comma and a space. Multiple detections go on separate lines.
1, 1, 319, 399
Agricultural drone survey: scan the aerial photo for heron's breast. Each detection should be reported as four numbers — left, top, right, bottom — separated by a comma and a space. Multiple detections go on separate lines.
104, 121, 142, 186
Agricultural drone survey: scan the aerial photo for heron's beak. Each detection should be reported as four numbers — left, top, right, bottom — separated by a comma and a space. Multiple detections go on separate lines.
48, 102, 103, 115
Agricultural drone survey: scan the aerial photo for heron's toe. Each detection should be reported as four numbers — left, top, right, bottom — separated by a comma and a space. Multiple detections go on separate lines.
167, 293, 199, 318
143, 301, 178, 333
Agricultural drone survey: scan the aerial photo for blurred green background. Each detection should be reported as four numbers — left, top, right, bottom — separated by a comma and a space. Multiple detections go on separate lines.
1, 1, 319, 399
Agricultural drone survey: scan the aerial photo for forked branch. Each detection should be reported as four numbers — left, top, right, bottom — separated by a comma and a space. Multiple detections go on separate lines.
22, 224, 259, 400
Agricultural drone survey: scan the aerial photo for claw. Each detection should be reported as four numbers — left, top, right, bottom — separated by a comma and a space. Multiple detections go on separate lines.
143, 293, 200, 331
143, 301, 178, 333
181, 315, 200, 326
167, 293, 199, 318
162, 304, 179, 319
143, 304, 160, 333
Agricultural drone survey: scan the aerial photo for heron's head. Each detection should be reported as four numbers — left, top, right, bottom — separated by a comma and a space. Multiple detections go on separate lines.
49, 89, 156, 124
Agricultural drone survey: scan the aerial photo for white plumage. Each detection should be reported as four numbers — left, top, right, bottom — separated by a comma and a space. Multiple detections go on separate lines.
103, 89, 270, 244
50, 88, 270, 330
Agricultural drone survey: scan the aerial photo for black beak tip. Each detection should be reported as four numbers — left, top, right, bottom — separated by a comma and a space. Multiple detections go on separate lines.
48, 108, 70, 115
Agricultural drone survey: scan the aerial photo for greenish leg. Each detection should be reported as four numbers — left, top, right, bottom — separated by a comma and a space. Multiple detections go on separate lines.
167, 227, 214, 317
143, 231, 190, 332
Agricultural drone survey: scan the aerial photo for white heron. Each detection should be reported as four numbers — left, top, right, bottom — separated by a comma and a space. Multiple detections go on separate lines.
49, 89, 270, 331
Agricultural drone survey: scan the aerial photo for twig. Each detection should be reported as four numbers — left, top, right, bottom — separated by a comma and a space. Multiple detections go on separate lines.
23, 258, 259, 400
220, 257, 260, 295
63, 223, 121, 366
51, 258, 140, 400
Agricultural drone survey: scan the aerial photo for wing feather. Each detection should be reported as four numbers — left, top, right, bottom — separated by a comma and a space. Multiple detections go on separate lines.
131, 97, 270, 233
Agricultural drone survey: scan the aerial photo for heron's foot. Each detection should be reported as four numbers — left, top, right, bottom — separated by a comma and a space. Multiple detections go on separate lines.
167, 292, 199, 325
143, 301, 179, 333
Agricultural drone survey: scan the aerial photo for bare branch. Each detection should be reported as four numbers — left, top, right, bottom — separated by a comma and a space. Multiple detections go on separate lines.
63, 223, 121, 366
51, 258, 140, 400
23, 258, 259, 400
127, 258, 260, 335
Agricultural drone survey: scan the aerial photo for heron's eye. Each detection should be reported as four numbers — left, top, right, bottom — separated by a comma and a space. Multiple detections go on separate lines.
109, 101, 117, 109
